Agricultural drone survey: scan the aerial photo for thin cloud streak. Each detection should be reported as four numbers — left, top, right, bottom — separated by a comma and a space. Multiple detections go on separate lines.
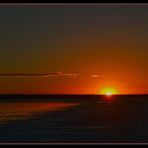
91, 75, 105, 78
0, 72, 79, 78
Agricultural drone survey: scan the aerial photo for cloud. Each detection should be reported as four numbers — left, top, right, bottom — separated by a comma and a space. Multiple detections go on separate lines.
91, 75, 105, 78
0, 72, 79, 78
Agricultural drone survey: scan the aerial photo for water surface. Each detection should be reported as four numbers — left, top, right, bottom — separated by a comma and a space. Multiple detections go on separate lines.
0, 95, 148, 143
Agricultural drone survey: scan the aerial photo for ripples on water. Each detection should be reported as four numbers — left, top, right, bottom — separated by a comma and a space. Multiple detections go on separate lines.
0, 102, 79, 123
0, 95, 148, 142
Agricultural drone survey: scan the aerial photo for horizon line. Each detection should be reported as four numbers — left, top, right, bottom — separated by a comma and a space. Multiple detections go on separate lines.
0, 93, 148, 95
0, 3, 148, 6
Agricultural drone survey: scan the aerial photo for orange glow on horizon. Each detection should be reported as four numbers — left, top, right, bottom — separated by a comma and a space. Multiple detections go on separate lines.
100, 87, 118, 95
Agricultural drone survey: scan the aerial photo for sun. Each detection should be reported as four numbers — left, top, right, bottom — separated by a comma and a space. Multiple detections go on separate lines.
100, 87, 117, 96
106, 91, 113, 96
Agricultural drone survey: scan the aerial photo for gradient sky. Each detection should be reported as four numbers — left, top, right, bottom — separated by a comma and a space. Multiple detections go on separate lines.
0, 4, 148, 94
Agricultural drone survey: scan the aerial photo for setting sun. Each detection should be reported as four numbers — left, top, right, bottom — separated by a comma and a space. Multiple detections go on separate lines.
100, 87, 117, 96
106, 92, 113, 96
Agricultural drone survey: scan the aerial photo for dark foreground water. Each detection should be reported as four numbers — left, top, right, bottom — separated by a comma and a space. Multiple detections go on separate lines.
0, 94, 148, 143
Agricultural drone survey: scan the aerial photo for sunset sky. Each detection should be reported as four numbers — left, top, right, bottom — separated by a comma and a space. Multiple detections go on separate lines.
0, 4, 148, 94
